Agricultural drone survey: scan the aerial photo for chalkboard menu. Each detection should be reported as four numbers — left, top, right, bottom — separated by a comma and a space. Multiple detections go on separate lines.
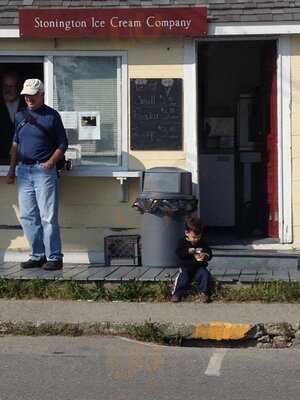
130, 78, 183, 150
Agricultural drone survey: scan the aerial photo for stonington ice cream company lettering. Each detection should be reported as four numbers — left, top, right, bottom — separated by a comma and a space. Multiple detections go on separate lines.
34, 16, 192, 31
19, 8, 207, 38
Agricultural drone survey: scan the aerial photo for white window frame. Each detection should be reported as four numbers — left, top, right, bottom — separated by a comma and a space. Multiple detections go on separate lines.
0, 50, 128, 177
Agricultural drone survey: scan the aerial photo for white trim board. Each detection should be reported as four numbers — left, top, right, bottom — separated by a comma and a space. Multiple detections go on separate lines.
3, 22, 300, 39
0, 28, 19, 38
209, 22, 300, 36
184, 38, 198, 188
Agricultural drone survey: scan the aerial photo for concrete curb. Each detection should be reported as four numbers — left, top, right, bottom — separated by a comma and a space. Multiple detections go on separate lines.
1, 300, 300, 348
0, 320, 299, 348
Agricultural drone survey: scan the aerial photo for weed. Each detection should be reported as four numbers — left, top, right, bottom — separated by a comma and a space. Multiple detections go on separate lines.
126, 321, 182, 345
108, 281, 146, 301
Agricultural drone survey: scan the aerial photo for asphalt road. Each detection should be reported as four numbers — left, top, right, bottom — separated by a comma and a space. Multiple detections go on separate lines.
0, 336, 299, 400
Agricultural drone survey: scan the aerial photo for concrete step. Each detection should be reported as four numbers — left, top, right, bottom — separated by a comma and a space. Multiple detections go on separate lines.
207, 249, 300, 282
210, 249, 299, 270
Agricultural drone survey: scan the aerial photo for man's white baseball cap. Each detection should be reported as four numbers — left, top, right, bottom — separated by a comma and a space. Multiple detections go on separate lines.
21, 79, 44, 95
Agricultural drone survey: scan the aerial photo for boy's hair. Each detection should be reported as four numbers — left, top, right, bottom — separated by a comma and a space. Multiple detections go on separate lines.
185, 216, 203, 235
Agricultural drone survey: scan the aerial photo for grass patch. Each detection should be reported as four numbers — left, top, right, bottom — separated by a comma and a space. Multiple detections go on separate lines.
212, 281, 300, 302
0, 278, 300, 302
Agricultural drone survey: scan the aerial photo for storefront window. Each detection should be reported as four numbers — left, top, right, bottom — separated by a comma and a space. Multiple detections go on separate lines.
53, 56, 121, 166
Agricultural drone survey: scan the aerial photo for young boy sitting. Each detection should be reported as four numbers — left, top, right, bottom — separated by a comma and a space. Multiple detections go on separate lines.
171, 216, 213, 303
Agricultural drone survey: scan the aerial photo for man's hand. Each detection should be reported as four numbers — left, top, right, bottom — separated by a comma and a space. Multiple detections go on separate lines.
6, 170, 15, 184
41, 149, 64, 170
41, 159, 55, 169
6, 144, 17, 184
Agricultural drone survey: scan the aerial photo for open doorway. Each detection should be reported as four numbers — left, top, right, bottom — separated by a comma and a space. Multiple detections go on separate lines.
0, 61, 43, 164
198, 40, 278, 243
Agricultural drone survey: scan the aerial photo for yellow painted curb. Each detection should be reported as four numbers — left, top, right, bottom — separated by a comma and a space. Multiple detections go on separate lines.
192, 321, 251, 341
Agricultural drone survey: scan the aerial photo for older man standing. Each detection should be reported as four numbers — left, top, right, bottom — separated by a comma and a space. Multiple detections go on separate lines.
6, 79, 68, 271
0, 71, 25, 164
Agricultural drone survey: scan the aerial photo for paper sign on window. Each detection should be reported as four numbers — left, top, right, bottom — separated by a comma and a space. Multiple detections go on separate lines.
78, 111, 101, 140
60, 111, 78, 129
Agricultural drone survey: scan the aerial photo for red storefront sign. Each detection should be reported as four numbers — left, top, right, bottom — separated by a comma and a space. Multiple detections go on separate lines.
19, 8, 207, 38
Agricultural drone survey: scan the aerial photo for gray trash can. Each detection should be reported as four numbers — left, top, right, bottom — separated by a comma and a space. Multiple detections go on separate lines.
133, 167, 197, 267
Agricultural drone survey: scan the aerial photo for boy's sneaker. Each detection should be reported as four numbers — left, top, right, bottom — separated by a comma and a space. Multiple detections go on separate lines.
20, 258, 46, 269
42, 260, 63, 271
171, 295, 182, 303
195, 293, 210, 303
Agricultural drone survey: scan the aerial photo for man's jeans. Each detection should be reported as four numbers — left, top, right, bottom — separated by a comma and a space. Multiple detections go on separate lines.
17, 164, 63, 261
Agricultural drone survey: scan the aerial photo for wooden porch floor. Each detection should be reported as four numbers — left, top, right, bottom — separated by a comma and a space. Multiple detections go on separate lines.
1, 261, 300, 283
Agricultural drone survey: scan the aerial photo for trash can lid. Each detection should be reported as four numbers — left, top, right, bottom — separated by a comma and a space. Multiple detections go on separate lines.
141, 167, 192, 196
145, 167, 188, 173
138, 192, 195, 200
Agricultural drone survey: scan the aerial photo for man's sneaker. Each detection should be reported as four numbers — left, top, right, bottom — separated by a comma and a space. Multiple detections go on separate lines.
20, 258, 46, 269
171, 295, 182, 303
42, 260, 63, 271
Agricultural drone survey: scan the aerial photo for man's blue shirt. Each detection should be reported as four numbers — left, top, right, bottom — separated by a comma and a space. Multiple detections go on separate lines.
14, 104, 68, 163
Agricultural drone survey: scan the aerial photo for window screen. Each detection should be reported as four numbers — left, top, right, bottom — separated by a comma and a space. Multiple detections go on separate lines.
53, 56, 121, 166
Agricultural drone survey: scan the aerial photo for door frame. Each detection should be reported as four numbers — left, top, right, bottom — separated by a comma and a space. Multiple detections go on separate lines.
184, 35, 292, 243
277, 37, 292, 243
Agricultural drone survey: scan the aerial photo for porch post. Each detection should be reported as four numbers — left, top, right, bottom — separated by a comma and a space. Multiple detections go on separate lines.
277, 36, 292, 243
184, 39, 198, 198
